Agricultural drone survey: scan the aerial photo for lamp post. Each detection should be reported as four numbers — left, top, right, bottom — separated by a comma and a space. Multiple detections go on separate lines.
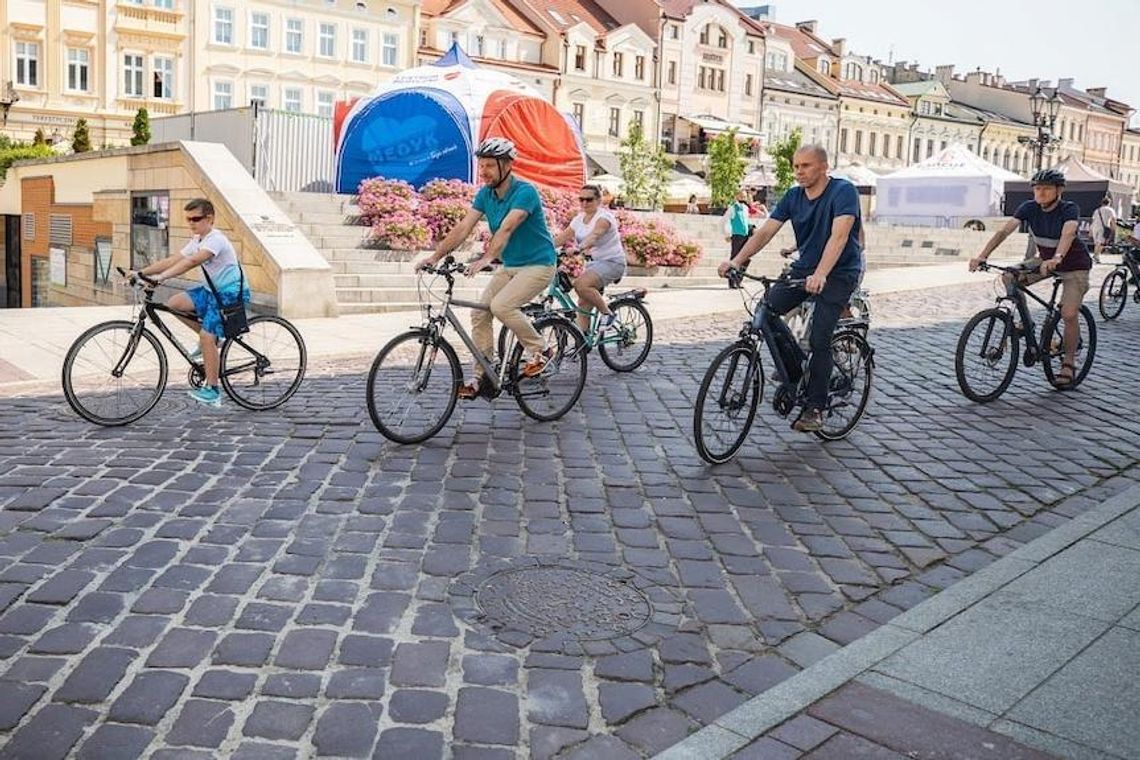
1018, 85, 1063, 171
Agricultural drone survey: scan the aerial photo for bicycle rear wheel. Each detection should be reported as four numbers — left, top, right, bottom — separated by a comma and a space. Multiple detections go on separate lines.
598, 300, 653, 372
220, 316, 307, 410
1098, 268, 1128, 320
955, 308, 1018, 403
1042, 306, 1096, 390
693, 341, 762, 464
816, 331, 873, 441
367, 329, 460, 443
510, 315, 586, 422
62, 320, 168, 426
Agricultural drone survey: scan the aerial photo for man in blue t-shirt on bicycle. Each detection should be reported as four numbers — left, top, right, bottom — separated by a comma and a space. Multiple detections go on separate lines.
416, 137, 558, 400
969, 168, 1092, 387
717, 144, 864, 432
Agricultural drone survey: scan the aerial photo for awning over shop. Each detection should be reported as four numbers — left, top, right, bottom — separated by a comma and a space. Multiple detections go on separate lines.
587, 151, 622, 177
679, 114, 762, 140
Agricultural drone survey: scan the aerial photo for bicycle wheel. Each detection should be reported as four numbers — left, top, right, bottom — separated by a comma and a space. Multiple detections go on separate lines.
367, 329, 460, 443
1041, 306, 1096, 390
598, 300, 653, 372
1098, 268, 1128, 321
220, 316, 307, 410
496, 303, 546, 363
510, 315, 586, 422
62, 320, 168, 426
693, 341, 763, 464
816, 331, 873, 441
955, 308, 1018, 403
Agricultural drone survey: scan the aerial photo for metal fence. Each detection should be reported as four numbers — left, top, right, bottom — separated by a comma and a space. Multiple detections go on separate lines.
151, 107, 335, 193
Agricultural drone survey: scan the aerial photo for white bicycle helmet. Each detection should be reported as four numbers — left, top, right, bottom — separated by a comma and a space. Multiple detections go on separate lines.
475, 137, 518, 160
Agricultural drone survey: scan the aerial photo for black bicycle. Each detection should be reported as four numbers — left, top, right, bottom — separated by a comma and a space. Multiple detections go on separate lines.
62, 267, 306, 425
1098, 241, 1140, 320
955, 261, 1096, 402
692, 268, 875, 464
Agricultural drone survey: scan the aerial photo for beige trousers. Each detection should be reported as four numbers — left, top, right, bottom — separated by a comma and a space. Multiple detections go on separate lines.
471, 264, 556, 377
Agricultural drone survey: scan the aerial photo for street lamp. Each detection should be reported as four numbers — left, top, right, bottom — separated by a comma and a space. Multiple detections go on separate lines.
1018, 85, 1062, 171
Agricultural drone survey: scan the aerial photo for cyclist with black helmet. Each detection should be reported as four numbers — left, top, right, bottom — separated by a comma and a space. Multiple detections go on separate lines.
970, 167, 1092, 387
416, 137, 558, 399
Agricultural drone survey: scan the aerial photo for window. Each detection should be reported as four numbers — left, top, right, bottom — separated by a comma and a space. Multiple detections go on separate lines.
854, 130, 863, 155
154, 0, 173, 8
250, 12, 269, 49
612, 52, 623, 77
249, 83, 269, 107
840, 128, 848, 153
667, 60, 676, 85
896, 135, 903, 159
765, 51, 787, 71
745, 74, 752, 96
635, 55, 645, 80
608, 107, 620, 137
66, 49, 90, 92
214, 7, 234, 45
285, 18, 303, 53
843, 62, 862, 80
284, 87, 302, 112
819, 59, 831, 76
572, 102, 584, 126
472, 34, 485, 57
882, 134, 890, 159
15, 42, 39, 87
153, 56, 174, 99
213, 80, 233, 109
869, 132, 877, 157
718, 29, 728, 48
940, 140, 947, 151
352, 28, 368, 63
716, 69, 725, 92
574, 45, 586, 71
633, 110, 644, 129
319, 23, 336, 57
123, 54, 144, 97
699, 25, 709, 45
926, 138, 934, 158
748, 40, 755, 55
317, 90, 334, 117
671, 24, 679, 40
382, 33, 398, 66
496, 39, 506, 58
698, 67, 706, 90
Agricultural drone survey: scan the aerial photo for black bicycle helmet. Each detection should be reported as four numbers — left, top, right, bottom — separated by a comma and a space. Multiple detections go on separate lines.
474, 137, 518, 160
1030, 168, 1066, 186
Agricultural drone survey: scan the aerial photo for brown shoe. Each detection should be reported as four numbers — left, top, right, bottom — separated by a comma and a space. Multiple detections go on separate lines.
458, 379, 482, 400
792, 407, 823, 432
522, 350, 551, 378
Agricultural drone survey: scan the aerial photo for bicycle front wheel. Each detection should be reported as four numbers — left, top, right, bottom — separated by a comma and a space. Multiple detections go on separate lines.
1042, 306, 1096, 390
62, 320, 168, 426
220, 316, 307, 410
367, 329, 460, 443
693, 341, 762, 464
955, 308, 1018, 403
599, 300, 653, 372
510, 316, 586, 422
1098, 268, 1128, 320
816, 331, 873, 441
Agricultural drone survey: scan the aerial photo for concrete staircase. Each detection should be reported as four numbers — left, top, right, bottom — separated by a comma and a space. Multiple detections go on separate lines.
269, 192, 1029, 315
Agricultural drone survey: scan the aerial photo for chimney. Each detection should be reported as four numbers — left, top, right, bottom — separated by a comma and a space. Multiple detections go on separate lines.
796, 19, 818, 34
1058, 77, 1074, 89
965, 70, 984, 86
831, 37, 845, 57
1087, 87, 1107, 99
934, 64, 954, 83
1027, 77, 1038, 90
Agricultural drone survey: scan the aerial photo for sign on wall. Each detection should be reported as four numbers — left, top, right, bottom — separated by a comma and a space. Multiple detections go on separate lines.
50, 247, 67, 286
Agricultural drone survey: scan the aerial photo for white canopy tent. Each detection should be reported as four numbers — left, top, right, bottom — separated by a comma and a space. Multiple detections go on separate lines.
876, 143, 1021, 225
588, 173, 623, 195
665, 174, 711, 201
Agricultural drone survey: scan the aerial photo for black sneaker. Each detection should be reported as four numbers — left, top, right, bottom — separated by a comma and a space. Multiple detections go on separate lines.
792, 407, 823, 432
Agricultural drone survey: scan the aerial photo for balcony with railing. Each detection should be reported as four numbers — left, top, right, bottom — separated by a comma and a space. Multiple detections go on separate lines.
113, 2, 186, 39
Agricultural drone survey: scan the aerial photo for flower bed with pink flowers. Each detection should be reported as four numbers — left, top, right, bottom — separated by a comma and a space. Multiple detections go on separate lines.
354, 178, 703, 270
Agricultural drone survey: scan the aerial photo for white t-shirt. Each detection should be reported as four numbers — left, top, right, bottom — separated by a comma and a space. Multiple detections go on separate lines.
181, 228, 239, 282
1092, 205, 1116, 239
569, 209, 625, 264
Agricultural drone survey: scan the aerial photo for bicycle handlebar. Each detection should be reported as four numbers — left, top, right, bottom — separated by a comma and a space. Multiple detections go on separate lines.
116, 266, 159, 289
418, 256, 468, 278
725, 267, 808, 289
977, 260, 1062, 279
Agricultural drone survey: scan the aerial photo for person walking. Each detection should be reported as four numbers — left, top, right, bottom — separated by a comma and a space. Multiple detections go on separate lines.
1091, 195, 1117, 264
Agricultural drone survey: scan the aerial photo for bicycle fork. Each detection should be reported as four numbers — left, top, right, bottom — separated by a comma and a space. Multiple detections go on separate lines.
112, 321, 149, 379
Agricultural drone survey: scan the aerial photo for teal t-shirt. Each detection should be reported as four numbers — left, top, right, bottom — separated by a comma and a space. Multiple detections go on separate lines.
729, 201, 750, 236
472, 178, 557, 268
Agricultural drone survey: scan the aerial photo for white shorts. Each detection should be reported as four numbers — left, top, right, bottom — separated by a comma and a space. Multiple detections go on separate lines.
583, 259, 626, 287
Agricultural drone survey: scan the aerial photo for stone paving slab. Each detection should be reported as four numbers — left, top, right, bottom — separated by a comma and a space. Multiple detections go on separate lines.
1, 284, 1139, 758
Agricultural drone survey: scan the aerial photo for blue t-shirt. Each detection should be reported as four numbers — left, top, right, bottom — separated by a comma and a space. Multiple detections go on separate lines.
472, 178, 556, 268
729, 201, 750, 236
1013, 199, 1092, 272
770, 178, 863, 278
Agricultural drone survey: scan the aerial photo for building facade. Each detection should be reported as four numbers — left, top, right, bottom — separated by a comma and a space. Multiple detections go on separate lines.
757, 22, 838, 160
891, 80, 983, 165
1121, 129, 1140, 203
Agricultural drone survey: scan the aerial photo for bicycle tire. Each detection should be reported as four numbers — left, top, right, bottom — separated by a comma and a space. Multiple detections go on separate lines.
367, 329, 460, 443
815, 331, 874, 441
1041, 306, 1096, 390
510, 315, 586, 422
693, 341, 762, 464
496, 303, 547, 363
220, 315, 307, 411
62, 320, 168, 426
1098, 268, 1128, 321
599, 300, 653, 372
955, 308, 1018, 403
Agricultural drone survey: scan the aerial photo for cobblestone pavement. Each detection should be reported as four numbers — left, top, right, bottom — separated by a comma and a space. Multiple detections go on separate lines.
1, 280, 1139, 759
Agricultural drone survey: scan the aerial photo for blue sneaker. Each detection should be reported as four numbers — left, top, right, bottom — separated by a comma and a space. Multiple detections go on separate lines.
188, 386, 221, 407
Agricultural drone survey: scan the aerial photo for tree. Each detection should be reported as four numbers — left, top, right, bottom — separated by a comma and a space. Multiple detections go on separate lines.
707, 129, 747, 209
72, 119, 92, 153
33, 128, 46, 147
617, 120, 672, 210
768, 127, 803, 196
131, 108, 151, 146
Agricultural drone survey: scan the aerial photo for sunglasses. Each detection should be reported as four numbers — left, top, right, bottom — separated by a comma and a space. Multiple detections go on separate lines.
578, 196, 598, 202
186, 215, 207, 223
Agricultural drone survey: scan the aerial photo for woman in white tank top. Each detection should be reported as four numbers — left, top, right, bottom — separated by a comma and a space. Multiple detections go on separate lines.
553, 184, 627, 334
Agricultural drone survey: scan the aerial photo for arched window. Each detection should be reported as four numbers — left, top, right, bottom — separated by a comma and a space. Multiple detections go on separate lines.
819, 59, 831, 75
870, 69, 879, 84
699, 24, 710, 45
982, 145, 991, 163
718, 26, 728, 48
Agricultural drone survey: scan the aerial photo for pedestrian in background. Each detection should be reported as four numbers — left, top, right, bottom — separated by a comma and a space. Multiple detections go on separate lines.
1091, 196, 1117, 264
685, 194, 701, 214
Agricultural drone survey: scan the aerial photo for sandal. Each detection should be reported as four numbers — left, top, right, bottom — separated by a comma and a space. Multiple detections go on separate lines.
1055, 361, 1075, 388
458, 377, 488, 400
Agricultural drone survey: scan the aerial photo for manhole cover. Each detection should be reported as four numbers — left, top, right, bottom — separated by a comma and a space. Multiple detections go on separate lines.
451, 558, 683, 656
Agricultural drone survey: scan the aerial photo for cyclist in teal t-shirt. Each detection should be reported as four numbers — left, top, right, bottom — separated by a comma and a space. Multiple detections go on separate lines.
417, 138, 558, 399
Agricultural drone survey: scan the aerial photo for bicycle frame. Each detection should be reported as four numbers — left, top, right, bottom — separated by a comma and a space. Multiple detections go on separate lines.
534, 271, 645, 350
995, 271, 1064, 363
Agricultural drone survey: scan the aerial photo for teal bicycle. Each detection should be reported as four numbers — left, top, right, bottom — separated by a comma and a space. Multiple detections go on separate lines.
497, 268, 653, 373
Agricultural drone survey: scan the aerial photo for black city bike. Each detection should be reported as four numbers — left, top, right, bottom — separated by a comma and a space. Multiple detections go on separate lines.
955, 261, 1096, 402
692, 268, 875, 464
62, 267, 306, 425
1098, 242, 1140, 320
